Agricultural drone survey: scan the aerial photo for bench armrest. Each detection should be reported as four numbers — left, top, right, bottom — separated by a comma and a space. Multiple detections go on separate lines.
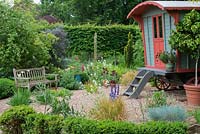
45, 74, 58, 81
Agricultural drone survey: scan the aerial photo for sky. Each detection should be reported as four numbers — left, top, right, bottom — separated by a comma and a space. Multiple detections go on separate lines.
34, 0, 40, 4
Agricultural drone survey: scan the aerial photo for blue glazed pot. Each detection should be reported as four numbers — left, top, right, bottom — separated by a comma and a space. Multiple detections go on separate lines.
74, 74, 81, 82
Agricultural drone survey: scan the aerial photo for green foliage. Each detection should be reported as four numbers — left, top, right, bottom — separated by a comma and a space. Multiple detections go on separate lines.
9, 89, 31, 106
46, 27, 69, 69
59, 70, 82, 90
50, 96, 79, 118
0, 105, 36, 134
90, 97, 126, 121
35, 89, 53, 105
124, 32, 134, 68
23, 113, 64, 134
192, 109, 200, 124
159, 51, 176, 64
79, 73, 89, 84
84, 82, 98, 93
0, 106, 188, 134
138, 121, 187, 134
34, 84, 53, 105
50, 88, 72, 98
39, 0, 70, 23
169, 9, 200, 85
147, 105, 187, 122
147, 91, 167, 108
132, 39, 144, 68
120, 70, 137, 86
85, 59, 127, 88
0, 3, 56, 76
169, 9, 200, 59
64, 25, 140, 58
40, 0, 140, 25
64, 117, 188, 134
0, 78, 15, 99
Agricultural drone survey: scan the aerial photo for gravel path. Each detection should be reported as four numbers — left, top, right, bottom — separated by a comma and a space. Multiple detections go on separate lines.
0, 84, 191, 122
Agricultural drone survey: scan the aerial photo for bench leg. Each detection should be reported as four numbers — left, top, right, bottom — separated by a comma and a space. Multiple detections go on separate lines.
55, 82, 58, 90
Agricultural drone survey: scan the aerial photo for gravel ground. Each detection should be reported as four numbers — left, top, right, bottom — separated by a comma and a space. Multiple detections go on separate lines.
0, 84, 196, 122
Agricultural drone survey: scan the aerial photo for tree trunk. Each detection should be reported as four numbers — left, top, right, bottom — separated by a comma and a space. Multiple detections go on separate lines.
195, 57, 199, 86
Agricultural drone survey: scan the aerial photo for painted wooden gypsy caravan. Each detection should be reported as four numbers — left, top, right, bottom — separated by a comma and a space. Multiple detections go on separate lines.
123, 1, 200, 98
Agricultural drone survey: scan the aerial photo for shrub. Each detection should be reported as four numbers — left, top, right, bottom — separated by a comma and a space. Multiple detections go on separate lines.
79, 73, 89, 84
147, 91, 167, 108
59, 70, 82, 90
46, 27, 69, 69
132, 39, 144, 68
0, 78, 15, 99
0, 105, 36, 134
34, 84, 57, 105
50, 95, 79, 118
84, 82, 98, 93
35, 89, 53, 105
147, 105, 187, 122
23, 113, 64, 134
90, 97, 127, 121
0, 4, 56, 76
9, 88, 31, 106
124, 32, 134, 68
64, 117, 188, 134
138, 121, 187, 134
192, 109, 200, 124
120, 70, 137, 85
50, 88, 72, 98
64, 117, 135, 134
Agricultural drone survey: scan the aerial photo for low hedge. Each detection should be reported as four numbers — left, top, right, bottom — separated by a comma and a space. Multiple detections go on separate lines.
64, 117, 188, 134
0, 106, 188, 134
0, 78, 16, 99
0, 105, 36, 134
23, 113, 64, 134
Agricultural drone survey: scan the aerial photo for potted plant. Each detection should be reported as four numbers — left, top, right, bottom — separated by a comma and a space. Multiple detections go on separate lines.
169, 9, 200, 105
159, 51, 176, 72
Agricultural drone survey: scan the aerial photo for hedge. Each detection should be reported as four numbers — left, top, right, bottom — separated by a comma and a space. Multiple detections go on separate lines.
23, 113, 64, 134
64, 117, 188, 134
64, 24, 141, 57
0, 78, 16, 99
0, 106, 188, 134
0, 105, 36, 134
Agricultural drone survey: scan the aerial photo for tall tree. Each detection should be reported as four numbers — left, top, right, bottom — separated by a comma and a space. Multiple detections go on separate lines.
39, 0, 141, 25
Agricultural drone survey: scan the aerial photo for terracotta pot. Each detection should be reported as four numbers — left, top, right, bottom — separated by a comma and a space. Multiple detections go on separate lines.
184, 84, 200, 106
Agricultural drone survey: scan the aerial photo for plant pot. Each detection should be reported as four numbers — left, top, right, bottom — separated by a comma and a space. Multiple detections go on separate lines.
184, 84, 200, 106
74, 74, 81, 82
166, 63, 174, 72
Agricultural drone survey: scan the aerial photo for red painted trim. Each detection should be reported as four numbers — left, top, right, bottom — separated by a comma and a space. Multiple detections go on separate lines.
167, 11, 179, 25
127, 1, 164, 18
133, 16, 143, 29
152, 14, 165, 69
127, 1, 200, 19
141, 21, 147, 66
176, 68, 200, 73
145, 65, 166, 70
133, 16, 147, 66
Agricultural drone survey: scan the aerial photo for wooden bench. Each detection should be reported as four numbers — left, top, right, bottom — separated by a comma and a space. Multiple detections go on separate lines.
13, 67, 58, 90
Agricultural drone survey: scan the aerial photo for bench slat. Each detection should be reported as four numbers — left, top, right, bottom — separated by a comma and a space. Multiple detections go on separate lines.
13, 67, 58, 90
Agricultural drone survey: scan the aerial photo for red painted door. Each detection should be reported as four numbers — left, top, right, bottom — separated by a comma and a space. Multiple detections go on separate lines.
153, 15, 165, 69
